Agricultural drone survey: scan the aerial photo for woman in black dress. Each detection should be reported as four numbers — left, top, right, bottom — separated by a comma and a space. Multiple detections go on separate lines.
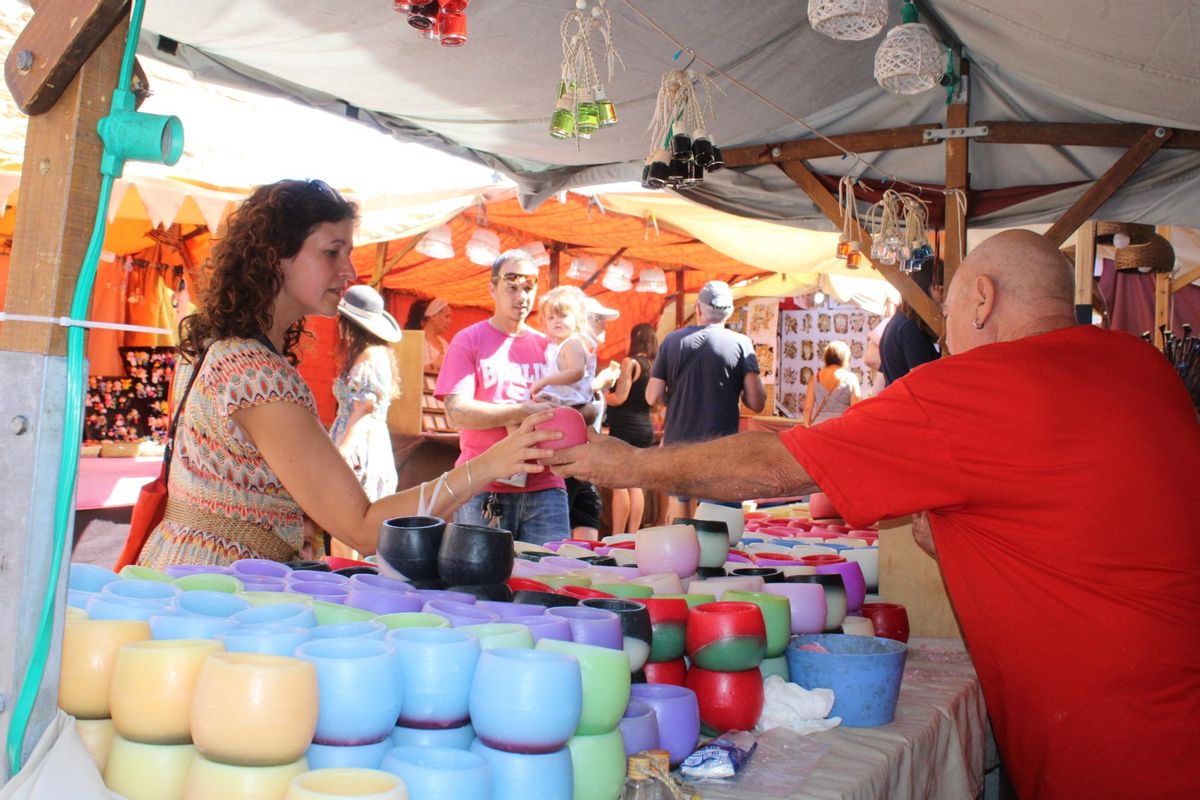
604, 323, 659, 532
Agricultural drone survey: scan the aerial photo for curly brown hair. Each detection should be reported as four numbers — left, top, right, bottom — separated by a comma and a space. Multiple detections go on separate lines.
179, 179, 357, 364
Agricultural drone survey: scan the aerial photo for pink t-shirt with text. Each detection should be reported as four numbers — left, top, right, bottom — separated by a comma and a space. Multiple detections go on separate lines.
435, 320, 564, 493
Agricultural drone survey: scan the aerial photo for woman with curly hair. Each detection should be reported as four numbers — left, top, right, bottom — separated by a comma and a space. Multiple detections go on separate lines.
136, 179, 556, 568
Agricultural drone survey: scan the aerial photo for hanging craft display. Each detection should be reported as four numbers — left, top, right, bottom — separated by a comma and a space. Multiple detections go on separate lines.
549, 0, 623, 141
808, 0, 889, 42
640, 59, 724, 190
864, 189, 933, 273
836, 177, 864, 269
396, 0, 471, 47
873, 0, 944, 94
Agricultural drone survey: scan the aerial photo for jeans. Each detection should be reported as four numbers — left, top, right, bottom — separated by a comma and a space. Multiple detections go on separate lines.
454, 488, 570, 547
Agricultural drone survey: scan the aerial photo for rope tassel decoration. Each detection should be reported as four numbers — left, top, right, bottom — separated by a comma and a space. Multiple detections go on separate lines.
641, 58, 724, 190
549, 0, 624, 142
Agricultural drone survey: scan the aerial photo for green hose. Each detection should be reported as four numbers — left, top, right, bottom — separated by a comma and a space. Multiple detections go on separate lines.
5, 0, 145, 772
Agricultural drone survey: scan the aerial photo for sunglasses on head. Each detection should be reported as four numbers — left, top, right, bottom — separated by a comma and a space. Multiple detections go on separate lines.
307, 179, 347, 204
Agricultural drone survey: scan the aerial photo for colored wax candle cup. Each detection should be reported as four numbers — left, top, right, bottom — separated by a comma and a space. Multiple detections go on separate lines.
58, 619, 151, 719
380, 746, 490, 800
109, 638, 223, 744
579, 597, 653, 672
720, 590, 792, 658
376, 515, 445, 581
858, 601, 910, 642
685, 601, 767, 672
628, 683, 700, 766
285, 767, 410, 800
438, 522, 514, 586
686, 665, 765, 736
535, 639, 631, 735
469, 648, 582, 754
694, 501, 745, 544
534, 406, 588, 451
191, 651, 319, 766
470, 739, 573, 800
389, 627, 480, 729
635, 525, 700, 578
296, 637, 402, 747
641, 597, 688, 663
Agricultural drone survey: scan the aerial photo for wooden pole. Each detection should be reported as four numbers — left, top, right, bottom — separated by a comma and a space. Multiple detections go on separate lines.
1154, 272, 1171, 349
1074, 221, 1097, 324
1043, 126, 1173, 248
674, 269, 685, 329
0, 18, 127, 777
778, 161, 944, 337
722, 124, 938, 168
548, 241, 562, 288
942, 61, 970, 292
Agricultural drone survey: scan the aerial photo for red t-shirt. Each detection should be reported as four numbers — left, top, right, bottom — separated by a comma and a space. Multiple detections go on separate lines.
780, 325, 1200, 800
434, 320, 564, 493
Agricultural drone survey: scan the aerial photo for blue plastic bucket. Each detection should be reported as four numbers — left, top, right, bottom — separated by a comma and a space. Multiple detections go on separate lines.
784, 633, 907, 726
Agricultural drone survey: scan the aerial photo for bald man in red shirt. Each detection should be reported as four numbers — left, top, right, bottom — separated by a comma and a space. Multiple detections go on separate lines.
551, 231, 1200, 800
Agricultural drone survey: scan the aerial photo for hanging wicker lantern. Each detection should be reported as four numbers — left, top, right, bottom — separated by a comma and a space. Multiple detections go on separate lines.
465, 228, 501, 266
1097, 221, 1155, 247
566, 256, 598, 281
519, 241, 551, 268
635, 267, 668, 294
808, 0, 889, 41
415, 224, 455, 259
874, 2, 943, 94
1114, 234, 1175, 274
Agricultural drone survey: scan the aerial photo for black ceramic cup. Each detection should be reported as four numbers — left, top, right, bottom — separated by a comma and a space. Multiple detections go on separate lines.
446, 583, 514, 603
377, 516, 445, 581
579, 597, 654, 672
730, 567, 785, 584
285, 560, 330, 573
512, 589, 578, 609
437, 522, 514, 586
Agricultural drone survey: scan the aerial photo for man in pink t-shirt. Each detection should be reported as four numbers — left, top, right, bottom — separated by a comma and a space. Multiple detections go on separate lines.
434, 250, 569, 545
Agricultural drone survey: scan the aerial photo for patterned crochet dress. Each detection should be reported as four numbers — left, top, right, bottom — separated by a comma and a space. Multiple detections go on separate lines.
329, 353, 398, 502
137, 337, 315, 567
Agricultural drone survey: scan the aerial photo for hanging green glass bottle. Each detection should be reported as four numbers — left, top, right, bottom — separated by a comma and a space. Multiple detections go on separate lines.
596, 86, 618, 128
549, 91, 577, 140
575, 88, 601, 137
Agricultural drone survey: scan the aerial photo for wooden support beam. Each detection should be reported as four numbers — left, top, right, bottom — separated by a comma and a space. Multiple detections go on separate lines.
1074, 221, 1097, 324
548, 241, 563, 288
1044, 126, 1172, 248
676, 268, 686, 328
778, 161, 944, 338
976, 121, 1200, 150
1170, 264, 1200, 294
581, 246, 627, 291
4, 0, 129, 114
723, 124, 937, 169
0, 19, 125, 354
1154, 271, 1171, 348
942, 61, 970, 293
368, 240, 388, 287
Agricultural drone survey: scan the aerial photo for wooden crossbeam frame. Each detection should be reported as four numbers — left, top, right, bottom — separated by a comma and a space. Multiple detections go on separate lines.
778, 161, 944, 337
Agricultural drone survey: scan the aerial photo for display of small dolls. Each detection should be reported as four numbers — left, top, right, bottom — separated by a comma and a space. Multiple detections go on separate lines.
84, 346, 178, 444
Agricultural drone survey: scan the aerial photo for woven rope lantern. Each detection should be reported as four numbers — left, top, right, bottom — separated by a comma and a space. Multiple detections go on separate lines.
1115, 233, 1175, 274
1097, 221, 1155, 247
874, 1, 943, 94
808, 0, 889, 41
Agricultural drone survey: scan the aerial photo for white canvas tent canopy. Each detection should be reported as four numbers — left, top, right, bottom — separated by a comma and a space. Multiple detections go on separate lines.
134, 0, 1200, 226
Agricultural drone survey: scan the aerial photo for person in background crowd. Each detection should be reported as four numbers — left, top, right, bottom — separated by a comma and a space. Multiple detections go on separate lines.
136, 180, 556, 568
803, 340, 861, 427
648, 280, 765, 521
550, 230, 1200, 800
862, 312, 891, 397
604, 322, 659, 533
404, 296, 452, 373
328, 284, 402, 557
436, 249, 569, 545
530, 286, 593, 406
879, 260, 940, 384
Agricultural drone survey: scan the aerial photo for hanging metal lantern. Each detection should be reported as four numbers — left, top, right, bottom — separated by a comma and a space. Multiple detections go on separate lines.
808, 0, 889, 42
874, 2, 943, 94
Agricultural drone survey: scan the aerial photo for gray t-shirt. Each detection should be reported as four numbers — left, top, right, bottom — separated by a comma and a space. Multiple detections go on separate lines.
653, 324, 760, 445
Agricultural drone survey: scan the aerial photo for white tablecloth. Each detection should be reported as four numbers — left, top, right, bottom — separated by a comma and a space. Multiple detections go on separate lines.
694, 638, 990, 800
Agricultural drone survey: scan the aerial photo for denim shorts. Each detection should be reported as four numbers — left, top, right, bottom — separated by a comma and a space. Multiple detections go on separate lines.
453, 487, 570, 547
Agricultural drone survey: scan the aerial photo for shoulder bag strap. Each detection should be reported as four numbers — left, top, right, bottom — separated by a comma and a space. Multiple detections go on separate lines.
163, 347, 208, 481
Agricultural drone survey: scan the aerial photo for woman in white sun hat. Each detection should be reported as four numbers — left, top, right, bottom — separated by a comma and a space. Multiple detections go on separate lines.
331, 285, 403, 515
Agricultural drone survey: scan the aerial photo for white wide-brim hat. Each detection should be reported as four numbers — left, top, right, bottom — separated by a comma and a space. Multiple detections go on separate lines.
337, 284, 402, 343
